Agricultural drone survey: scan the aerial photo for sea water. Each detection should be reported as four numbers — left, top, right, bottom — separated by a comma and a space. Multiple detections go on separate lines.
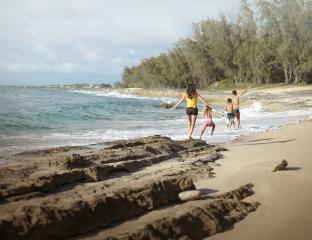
1, 86, 312, 155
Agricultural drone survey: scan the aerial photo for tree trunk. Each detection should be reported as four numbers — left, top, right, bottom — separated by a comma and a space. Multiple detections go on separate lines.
288, 67, 292, 84
283, 63, 289, 84
293, 68, 301, 84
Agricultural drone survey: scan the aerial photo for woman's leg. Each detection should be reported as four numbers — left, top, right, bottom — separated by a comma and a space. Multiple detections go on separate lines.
187, 114, 192, 133
188, 114, 197, 139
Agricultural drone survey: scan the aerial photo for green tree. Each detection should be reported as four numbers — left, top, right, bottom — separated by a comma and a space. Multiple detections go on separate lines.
120, 0, 312, 87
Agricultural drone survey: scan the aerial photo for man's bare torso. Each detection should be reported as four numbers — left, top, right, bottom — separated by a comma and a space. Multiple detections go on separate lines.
232, 96, 239, 109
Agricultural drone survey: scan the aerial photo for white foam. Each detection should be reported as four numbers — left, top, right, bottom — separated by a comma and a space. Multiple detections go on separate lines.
1, 101, 312, 154
69, 89, 176, 103
195, 102, 312, 143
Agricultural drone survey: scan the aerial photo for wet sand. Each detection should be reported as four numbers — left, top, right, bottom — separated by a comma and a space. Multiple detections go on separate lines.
196, 120, 312, 240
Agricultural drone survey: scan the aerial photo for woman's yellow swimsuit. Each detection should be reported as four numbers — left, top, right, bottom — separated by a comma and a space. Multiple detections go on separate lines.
186, 94, 198, 115
186, 96, 197, 108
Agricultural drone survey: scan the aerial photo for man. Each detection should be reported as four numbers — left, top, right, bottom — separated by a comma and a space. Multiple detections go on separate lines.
231, 86, 251, 129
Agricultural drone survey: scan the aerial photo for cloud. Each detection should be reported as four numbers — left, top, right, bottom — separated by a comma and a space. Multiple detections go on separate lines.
84, 51, 101, 62
0, 0, 254, 84
128, 48, 135, 56
56, 62, 77, 73
32, 43, 59, 62
0, 62, 78, 73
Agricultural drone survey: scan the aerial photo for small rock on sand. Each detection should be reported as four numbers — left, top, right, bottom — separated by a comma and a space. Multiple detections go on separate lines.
272, 159, 288, 172
178, 190, 202, 201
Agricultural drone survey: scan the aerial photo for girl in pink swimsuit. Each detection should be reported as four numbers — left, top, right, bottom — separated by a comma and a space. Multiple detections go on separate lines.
199, 105, 216, 139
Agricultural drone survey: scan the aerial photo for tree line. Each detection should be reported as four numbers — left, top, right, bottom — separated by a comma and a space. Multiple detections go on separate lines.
120, 0, 312, 88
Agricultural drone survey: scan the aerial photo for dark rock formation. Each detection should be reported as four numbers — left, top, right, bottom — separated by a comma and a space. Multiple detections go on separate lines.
48, 153, 92, 170
76, 184, 259, 240
0, 176, 194, 240
0, 136, 259, 240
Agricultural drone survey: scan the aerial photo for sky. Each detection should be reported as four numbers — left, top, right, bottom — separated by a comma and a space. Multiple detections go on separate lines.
0, 0, 252, 86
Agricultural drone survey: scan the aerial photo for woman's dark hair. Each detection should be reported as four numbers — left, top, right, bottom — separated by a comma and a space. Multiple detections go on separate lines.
186, 84, 197, 98
232, 90, 237, 95
227, 98, 232, 103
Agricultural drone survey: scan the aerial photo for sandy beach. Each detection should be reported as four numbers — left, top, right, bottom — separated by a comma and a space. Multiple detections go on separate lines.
197, 120, 312, 240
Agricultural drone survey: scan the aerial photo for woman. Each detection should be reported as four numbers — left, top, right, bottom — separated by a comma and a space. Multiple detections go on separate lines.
171, 84, 210, 139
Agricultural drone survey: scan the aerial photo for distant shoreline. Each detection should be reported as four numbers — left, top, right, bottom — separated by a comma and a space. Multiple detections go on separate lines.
4, 83, 311, 111
99, 85, 312, 112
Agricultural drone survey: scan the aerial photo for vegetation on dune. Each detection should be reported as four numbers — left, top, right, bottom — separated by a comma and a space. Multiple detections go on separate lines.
120, 0, 312, 88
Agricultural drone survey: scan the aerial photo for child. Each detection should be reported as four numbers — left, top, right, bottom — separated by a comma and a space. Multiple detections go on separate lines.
225, 98, 234, 128
199, 105, 217, 139
231, 86, 251, 128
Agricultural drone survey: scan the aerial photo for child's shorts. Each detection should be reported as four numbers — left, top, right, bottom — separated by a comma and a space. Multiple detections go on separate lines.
227, 113, 234, 120
204, 120, 215, 127
233, 109, 240, 120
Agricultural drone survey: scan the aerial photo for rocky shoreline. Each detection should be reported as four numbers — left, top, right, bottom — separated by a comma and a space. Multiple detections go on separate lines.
0, 136, 259, 239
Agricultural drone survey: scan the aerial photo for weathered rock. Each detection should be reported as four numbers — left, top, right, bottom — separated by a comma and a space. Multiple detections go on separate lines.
15, 145, 89, 156
76, 184, 259, 240
114, 199, 259, 240
159, 103, 174, 109
178, 190, 202, 201
0, 135, 229, 240
0, 176, 194, 240
218, 183, 255, 200
84, 165, 116, 181
215, 146, 228, 152
272, 159, 288, 172
0, 136, 216, 201
49, 153, 92, 170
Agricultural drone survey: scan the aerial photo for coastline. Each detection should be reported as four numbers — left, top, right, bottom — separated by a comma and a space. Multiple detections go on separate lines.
0, 86, 312, 239
197, 119, 312, 240
97, 85, 312, 112
0, 121, 311, 239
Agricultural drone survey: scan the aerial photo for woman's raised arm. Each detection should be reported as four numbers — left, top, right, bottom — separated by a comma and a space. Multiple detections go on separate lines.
170, 94, 186, 109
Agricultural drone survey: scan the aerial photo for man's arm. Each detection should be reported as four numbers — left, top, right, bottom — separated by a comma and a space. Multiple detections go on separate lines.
239, 85, 252, 97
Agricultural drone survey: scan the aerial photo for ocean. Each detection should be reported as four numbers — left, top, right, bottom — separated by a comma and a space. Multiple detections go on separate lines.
1, 86, 312, 156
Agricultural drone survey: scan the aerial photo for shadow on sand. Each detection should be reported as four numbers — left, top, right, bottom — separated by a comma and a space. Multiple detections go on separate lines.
284, 166, 302, 171
239, 138, 296, 146
197, 188, 219, 199
248, 138, 274, 142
